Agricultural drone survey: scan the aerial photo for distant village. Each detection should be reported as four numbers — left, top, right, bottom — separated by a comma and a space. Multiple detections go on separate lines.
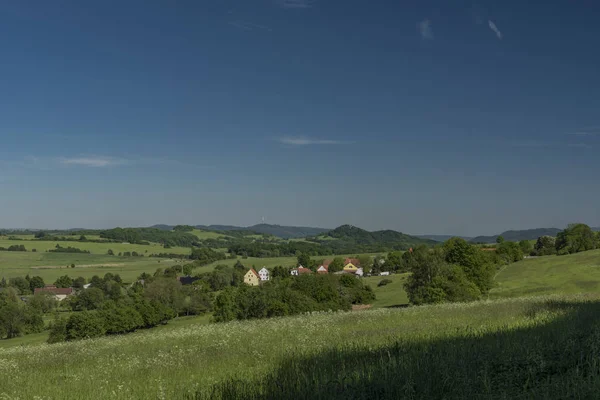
243, 258, 389, 286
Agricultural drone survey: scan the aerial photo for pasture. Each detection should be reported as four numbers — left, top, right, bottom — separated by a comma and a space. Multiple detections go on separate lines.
491, 249, 600, 298
0, 238, 191, 256
0, 251, 180, 281
2, 294, 600, 399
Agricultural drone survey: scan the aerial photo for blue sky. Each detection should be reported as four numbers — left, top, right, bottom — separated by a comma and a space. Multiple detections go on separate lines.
0, 0, 599, 236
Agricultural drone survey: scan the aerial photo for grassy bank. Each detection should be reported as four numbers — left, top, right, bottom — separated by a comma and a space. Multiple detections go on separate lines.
2, 294, 598, 399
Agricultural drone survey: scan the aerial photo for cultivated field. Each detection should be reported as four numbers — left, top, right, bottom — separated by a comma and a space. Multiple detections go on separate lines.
2, 294, 599, 399
0, 238, 191, 255
0, 251, 181, 281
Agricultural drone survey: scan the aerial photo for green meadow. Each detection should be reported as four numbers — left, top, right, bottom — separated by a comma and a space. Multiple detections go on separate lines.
491, 249, 600, 298
2, 294, 600, 399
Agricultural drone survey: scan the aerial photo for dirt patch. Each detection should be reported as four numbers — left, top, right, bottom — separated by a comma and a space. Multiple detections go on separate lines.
31, 263, 126, 270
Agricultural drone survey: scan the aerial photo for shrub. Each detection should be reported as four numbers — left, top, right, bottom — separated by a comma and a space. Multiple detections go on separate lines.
378, 279, 393, 287
65, 311, 106, 340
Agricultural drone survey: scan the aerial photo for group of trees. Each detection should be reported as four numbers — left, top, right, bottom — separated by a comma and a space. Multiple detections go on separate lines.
529, 224, 599, 257
212, 274, 375, 322
0, 288, 46, 339
404, 239, 499, 305
48, 271, 212, 343
0, 244, 27, 252
49, 244, 90, 254
99, 227, 200, 247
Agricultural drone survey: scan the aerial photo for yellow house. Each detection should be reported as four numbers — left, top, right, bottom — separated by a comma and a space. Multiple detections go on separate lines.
343, 263, 358, 272
244, 269, 260, 286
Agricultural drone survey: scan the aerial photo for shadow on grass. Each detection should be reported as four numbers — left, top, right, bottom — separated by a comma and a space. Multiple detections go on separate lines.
383, 304, 410, 309
190, 299, 600, 399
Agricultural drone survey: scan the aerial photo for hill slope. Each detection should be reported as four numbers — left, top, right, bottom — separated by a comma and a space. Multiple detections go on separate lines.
492, 249, 600, 298
309, 225, 437, 252
152, 224, 329, 239
417, 234, 471, 242
470, 228, 561, 243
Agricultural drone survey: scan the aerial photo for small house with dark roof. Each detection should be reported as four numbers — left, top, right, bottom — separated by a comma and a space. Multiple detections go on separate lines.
34, 285, 73, 301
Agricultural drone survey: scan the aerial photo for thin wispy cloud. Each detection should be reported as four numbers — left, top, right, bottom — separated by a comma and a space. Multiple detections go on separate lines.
59, 156, 128, 168
228, 21, 272, 32
419, 19, 434, 40
277, 136, 350, 146
511, 141, 554, 148
276, 0, 314, 9
567, 126, 600, 136
567, 143, 592, 149
488, 20, 502, 39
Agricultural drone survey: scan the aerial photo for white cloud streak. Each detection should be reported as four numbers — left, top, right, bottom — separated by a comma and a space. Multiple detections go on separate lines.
228, 21, 272, 32
278, 136, 349, 146
419, 19, 434, 40
488, 20, 502, 39
58, 156, 127, 168
277, 0, 314, 9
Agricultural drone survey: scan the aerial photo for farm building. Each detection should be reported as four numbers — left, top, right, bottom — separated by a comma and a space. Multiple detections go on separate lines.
291, 265, 312, 276
244, 269, 260, 286
258, 267, 269, 281
316, 265, 328, 274
343, 258, 359, 273
34, 285, 73, 301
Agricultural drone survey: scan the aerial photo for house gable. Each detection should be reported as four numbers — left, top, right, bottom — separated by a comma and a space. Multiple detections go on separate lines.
244, 269, 260, 286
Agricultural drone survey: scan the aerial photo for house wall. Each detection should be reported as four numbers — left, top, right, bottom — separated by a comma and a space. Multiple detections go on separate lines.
343, 263, 358, 271
244, 271, 260, 286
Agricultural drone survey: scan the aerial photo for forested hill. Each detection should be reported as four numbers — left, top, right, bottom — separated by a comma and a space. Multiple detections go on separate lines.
470, 228, 562, 243
311, 225, 437, 251
417, 234, 472, 242
151, 224, 330, 239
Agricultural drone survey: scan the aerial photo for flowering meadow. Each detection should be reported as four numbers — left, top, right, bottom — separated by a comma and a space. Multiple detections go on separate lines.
2, 294, 600, 399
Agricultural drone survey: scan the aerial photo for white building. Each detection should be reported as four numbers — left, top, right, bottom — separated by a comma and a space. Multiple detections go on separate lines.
355, 268, 364, 277
258, 267, 270, 281
290, 268, 299, 276
380, 271, 390, 276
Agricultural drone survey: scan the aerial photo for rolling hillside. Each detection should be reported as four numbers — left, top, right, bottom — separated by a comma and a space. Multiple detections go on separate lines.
309, 225, 437, 252
151, 224, 328, 239
491, 249, 600, 298
470, 228, 562, 243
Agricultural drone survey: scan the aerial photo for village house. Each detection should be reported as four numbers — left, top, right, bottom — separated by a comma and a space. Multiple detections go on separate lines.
244, 268, 260, 286
34, 285, 73, 301
258, 267, 269, 281
343, 258, 360, 273
291, 265, 312, 276
317, 260, 331, 274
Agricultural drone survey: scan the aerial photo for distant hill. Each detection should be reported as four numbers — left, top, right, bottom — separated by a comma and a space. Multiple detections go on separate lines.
416, 235, 471, 242
313, 225, 437, 252
152, 223, 329, 239
470, 228, 562, 244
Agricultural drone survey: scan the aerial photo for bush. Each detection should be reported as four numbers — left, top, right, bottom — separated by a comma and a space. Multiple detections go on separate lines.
65, 311, 106, 340
378, 279, 393, 287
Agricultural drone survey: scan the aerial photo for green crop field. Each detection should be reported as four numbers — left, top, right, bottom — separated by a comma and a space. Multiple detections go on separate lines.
190, 229, 228, 240
491, 249, 600, 298
2, 294, 600, 399
0, 238, 191, 256
0, 251, 181, 282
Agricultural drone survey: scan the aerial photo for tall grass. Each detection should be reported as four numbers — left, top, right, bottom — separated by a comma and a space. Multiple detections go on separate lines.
1, 295, 598, 399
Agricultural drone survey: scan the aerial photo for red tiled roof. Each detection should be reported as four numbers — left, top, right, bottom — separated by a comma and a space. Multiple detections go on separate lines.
34, 287, 73, 295
297, 266, 312, 274
248, 268, 259, 278
321, 260, 332, 268
344, 258, 360, 266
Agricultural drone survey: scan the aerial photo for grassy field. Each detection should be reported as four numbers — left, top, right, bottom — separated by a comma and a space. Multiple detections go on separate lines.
2, 294, 600, 399
0, 238, 191, 255
190, 229, 228, 240
491, 249, 600, 298
0, 251, 181, 281
363, 273, 410, 308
